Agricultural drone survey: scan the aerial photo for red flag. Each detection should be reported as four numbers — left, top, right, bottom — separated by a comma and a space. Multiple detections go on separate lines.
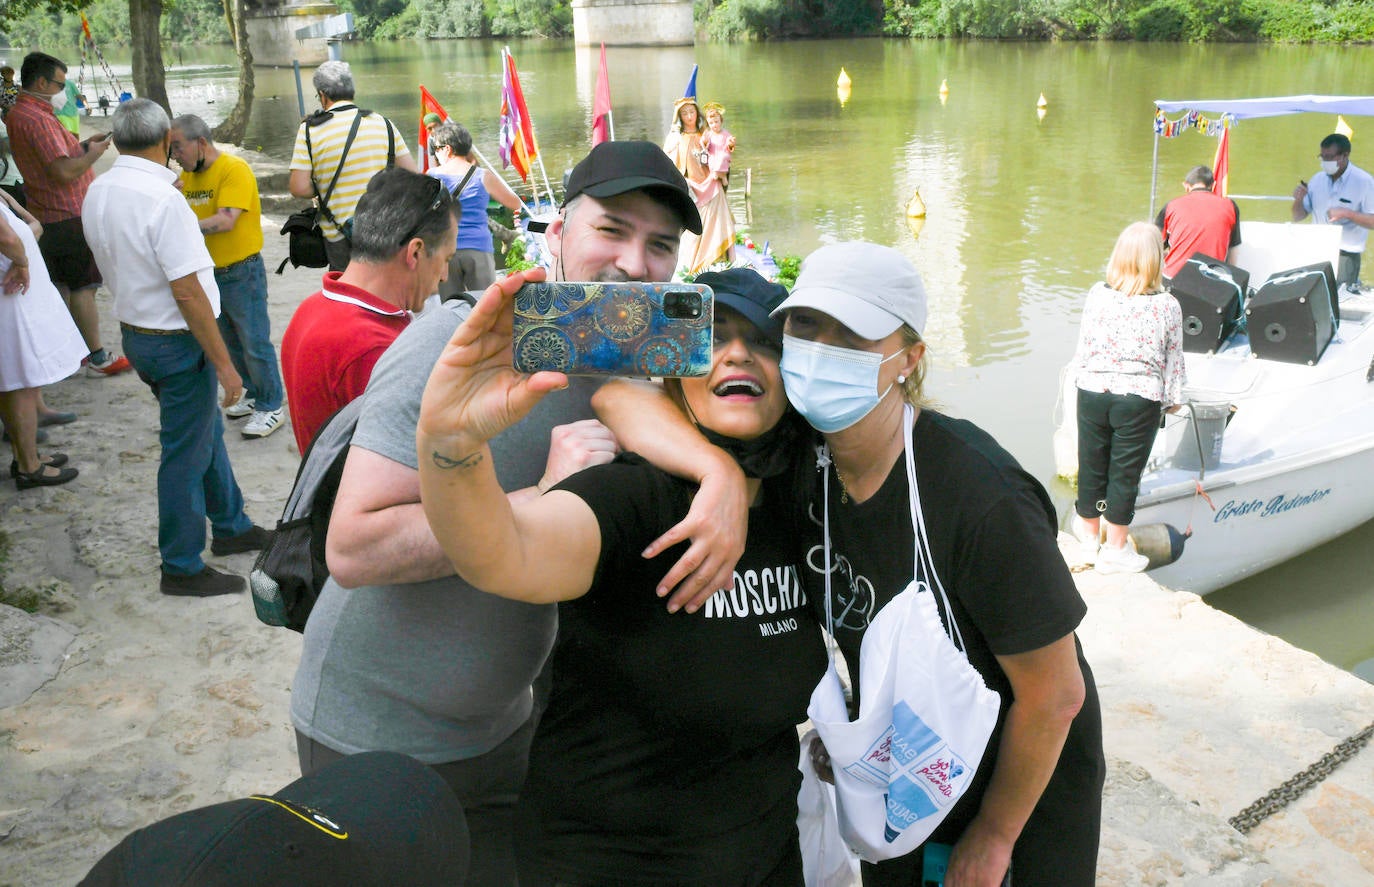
419, 85, 449, 173
1212, 127, 1230, 197
592, 43, 613, 146
499, 49, 539, 182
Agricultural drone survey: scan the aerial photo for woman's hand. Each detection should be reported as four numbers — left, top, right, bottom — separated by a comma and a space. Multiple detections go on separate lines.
944, 819, 1014, 887
809, 735, 835, 784
2, 258, 28, 295
656, 454, 748, 614
418, 268, 568, 455
538, 419, 620, 492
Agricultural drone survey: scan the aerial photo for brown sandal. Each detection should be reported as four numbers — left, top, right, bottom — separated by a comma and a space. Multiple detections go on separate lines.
9, 452, 69, 478
14, 463, 78, 490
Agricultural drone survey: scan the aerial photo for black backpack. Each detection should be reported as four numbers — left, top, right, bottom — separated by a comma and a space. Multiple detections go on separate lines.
249, 397, 365, 631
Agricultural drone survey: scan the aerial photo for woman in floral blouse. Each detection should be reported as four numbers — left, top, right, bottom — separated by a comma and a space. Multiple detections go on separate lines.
1071, 221, 1185, 573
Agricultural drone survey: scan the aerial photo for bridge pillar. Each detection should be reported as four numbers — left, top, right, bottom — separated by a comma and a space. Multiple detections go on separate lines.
571, 0, 695, 46
246, 2, 340, 67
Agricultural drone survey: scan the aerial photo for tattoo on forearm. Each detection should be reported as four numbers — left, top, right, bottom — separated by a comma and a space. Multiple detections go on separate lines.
430, 449, 484, 471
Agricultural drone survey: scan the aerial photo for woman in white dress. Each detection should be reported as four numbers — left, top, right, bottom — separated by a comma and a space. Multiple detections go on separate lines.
0, 193, 87, 488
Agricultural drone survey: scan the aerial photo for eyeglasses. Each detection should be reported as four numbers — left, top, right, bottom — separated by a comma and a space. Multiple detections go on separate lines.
398, 178, 448, 247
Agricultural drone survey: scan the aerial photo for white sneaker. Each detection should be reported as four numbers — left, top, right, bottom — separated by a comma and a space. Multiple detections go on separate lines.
1095, 542, 1149, 574
1069, 518, 1100, 566
242, 408, 284, 439
225, 397, 255, 419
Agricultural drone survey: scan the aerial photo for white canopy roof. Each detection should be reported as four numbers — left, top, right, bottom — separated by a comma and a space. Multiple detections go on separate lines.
1154, 95, 1374, 120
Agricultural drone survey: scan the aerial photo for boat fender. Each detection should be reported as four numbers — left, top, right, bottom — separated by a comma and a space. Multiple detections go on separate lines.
1128, 523, 1189, 570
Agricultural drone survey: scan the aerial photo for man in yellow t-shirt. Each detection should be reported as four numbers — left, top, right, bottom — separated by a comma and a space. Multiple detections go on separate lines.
287, 60, 414, 272
170, 114, 285, 440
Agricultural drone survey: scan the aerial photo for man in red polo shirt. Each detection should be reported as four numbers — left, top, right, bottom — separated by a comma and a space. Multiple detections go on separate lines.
281, 167, 456, 453
7, 51, 129, 376
1155, 164, 1242, 280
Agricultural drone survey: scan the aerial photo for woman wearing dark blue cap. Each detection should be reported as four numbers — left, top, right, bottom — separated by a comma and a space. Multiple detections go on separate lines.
416, 266, 824, 886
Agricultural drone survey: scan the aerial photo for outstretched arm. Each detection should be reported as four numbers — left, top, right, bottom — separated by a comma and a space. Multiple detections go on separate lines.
593, 378, 748, 614
417, 269, 601, 602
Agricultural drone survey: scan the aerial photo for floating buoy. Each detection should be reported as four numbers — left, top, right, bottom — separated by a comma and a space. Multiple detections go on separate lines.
1036, 92, 1048, 109
837, 68, 851, 89
939, 79, 949, 95
905, 187, 926, 219
1128, 523, 1189, 569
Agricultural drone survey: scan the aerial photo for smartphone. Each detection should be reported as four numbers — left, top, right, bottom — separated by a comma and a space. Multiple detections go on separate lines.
512, 281, 714, 377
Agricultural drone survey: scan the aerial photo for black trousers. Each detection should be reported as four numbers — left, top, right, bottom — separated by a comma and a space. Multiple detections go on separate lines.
1075, 388, 1162, 526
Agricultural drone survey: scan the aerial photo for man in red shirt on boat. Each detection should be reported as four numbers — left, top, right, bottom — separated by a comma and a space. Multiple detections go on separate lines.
1155, 164, 1241, 280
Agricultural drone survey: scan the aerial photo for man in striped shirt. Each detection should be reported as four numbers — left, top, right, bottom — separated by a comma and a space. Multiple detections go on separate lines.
7, 52, 130, 376
288, 61, 415, 272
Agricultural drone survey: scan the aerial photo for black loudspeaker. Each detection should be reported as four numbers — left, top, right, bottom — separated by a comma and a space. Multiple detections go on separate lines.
1246, 262, 1338, 365
1168, 254, 1250, 354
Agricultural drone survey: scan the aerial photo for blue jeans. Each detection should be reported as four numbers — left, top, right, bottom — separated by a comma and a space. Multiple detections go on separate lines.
122, 328, 252, 575
215, 254, 283, 411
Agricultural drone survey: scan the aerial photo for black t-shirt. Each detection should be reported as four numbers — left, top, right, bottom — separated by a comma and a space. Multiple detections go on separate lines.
797, 410, 1105, 885
517, 454, 827, 886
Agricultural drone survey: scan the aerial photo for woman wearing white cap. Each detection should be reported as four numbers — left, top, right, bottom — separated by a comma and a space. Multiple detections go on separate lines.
774, 242, 1104, 887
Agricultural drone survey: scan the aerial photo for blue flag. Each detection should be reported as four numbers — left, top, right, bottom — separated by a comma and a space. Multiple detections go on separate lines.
683, 64, 698, 99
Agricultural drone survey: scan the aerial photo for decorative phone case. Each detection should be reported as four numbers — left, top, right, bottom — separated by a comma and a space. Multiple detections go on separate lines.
512, 281, 714, 377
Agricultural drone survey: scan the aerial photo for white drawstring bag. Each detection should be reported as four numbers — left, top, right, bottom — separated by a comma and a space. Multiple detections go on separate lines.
805, 403, 1001, 863
797, 728, 861, 887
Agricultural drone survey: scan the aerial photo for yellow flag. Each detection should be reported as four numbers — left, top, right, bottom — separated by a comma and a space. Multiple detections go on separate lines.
1336, 115, 1354, 138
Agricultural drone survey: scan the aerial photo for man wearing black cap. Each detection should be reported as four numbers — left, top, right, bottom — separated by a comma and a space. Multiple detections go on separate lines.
290, 140, 741, 886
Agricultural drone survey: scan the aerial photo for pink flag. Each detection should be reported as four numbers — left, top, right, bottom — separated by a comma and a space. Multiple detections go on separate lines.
592, 43, 613, 146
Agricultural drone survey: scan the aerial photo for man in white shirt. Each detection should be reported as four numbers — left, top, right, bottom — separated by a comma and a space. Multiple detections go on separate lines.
1292, 133, 1374, 289
82, 98, 268, 597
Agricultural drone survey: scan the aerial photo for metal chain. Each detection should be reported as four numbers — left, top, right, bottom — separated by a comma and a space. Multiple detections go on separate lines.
1229, 721, 1374, 834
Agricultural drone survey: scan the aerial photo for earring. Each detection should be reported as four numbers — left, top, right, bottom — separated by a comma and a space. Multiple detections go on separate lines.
897, 374, 907, 384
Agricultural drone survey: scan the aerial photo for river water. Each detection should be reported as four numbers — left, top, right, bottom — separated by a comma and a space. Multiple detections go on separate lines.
22, 37, 1374, 677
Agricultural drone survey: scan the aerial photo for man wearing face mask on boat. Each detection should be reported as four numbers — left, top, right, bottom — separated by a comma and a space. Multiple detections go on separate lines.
1292, 133, 1374, 290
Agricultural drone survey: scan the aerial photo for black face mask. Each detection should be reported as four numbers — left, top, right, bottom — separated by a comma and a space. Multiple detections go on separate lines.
698, 411, 809, 480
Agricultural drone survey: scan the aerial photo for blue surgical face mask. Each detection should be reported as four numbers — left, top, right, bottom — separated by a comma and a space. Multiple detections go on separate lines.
780, 334, 904, 433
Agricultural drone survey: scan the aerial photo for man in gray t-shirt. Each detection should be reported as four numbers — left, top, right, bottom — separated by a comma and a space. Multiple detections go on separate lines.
290, 140, 744, 886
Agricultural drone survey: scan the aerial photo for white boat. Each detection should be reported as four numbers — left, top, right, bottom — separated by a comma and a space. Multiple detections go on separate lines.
1055, 95, 1374, 594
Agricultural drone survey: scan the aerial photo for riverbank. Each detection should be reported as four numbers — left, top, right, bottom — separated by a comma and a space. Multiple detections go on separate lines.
1, 142, 1372, 885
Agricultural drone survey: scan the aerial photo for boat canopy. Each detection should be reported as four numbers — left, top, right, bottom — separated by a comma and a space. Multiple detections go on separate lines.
1153, 95, 1374, 120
